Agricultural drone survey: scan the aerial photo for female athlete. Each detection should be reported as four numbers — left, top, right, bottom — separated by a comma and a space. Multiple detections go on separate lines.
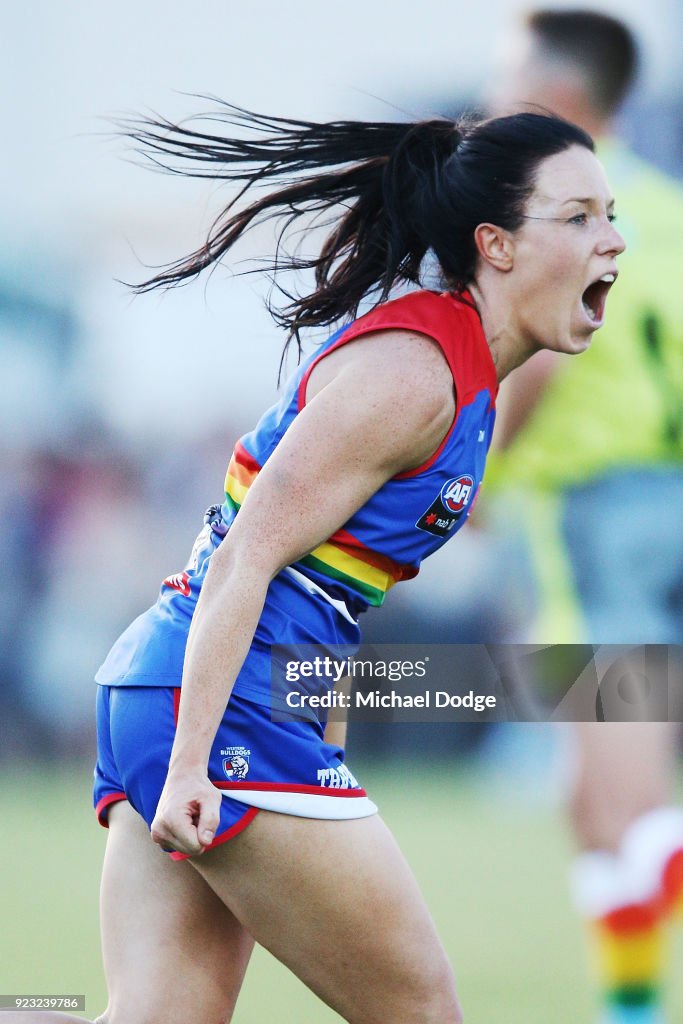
14, 103, 623, 1024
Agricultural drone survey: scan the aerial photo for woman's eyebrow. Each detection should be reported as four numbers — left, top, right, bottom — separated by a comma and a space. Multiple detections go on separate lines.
560, 196, 616, 209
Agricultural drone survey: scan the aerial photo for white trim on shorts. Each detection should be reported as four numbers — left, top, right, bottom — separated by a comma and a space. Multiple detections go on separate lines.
217, 782, 378, 819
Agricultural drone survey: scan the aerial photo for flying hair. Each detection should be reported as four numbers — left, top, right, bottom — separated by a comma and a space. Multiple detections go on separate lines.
119, 98, 593, 361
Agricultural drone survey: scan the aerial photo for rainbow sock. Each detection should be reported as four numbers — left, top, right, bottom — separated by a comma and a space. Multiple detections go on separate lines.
572, 851, 666, 1024
593, 899, 665, 1024
662, 848, 683, 917
572, 809, 683, 1024
621, 808, 683, 919
597, 1008, 666, 1024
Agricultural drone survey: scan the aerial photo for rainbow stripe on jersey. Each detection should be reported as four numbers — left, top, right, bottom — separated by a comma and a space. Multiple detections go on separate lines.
224, 440, 416, 605
221, 290, 498, 609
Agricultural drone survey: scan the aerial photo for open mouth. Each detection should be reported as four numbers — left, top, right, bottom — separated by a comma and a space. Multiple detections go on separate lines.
581, 272, 617, 325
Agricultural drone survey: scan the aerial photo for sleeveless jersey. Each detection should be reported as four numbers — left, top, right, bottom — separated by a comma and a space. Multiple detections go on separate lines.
95, 289, 497, 694
223, 290, 498, 608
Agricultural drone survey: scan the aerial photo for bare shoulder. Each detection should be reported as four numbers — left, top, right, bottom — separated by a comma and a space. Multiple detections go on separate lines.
306, 327, 456, 473
215, 328, 459, 576
307, 328, 455, 419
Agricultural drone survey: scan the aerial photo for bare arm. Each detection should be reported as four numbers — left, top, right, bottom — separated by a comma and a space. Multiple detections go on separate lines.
323, 674, 353, 749
151, 330, 454, 855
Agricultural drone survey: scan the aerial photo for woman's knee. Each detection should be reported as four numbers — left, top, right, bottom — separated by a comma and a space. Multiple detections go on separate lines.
353, 955, 462, 1024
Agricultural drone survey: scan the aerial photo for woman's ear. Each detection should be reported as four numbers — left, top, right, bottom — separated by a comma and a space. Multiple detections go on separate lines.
473, 223, 515, 272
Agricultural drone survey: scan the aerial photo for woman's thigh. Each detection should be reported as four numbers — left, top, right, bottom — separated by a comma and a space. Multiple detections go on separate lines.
98, 801, 253, 1024
191, 809, 461, 1024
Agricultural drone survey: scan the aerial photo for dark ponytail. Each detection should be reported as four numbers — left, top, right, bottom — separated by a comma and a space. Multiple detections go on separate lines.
121, 99, 593, 355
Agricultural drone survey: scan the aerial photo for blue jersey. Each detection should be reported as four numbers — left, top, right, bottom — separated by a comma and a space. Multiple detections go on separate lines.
95, 290, 498, 703
224, 290, 498, 606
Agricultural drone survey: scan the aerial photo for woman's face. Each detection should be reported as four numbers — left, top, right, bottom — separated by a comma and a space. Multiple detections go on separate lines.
506, 144, 625, 355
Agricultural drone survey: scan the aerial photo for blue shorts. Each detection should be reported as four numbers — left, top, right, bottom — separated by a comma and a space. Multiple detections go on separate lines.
94, 685, 377, 860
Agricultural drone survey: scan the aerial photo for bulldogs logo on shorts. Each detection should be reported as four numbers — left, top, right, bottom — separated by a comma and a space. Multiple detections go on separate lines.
221, 745, 251, 779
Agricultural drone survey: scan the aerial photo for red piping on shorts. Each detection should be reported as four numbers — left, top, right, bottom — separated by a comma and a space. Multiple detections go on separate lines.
213, 781, 368, 797
95, 792, 128, 828
169, 806, 260, 861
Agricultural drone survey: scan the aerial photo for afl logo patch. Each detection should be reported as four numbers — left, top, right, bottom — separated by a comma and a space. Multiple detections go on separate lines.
416, 473, 477, 537
441, 475, 474, 513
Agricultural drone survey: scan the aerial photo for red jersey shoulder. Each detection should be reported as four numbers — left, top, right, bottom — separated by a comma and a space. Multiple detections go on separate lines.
298, 289, 496, 412
341, 290, 496, 406
341, 289, 477, 344
298, 290, 471, 408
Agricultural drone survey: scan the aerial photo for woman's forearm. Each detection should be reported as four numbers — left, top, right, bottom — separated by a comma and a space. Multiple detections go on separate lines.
167, 557, 269, 775
322, 675, 351, 749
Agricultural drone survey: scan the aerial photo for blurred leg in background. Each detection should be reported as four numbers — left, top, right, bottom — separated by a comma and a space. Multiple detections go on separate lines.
563, 474, 683, 1024
570, 724, 683, 1024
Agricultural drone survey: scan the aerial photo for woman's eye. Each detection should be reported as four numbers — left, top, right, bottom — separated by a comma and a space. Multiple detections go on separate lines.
608, 213, 617, 223
567, 213, 588, 225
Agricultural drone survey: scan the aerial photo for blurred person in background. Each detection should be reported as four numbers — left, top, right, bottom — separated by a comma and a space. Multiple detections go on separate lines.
6, 99, 627, 1024
487, 10, 683, 1024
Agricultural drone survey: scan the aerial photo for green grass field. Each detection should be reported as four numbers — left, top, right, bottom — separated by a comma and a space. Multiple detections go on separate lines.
2, 760, 682, 1023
